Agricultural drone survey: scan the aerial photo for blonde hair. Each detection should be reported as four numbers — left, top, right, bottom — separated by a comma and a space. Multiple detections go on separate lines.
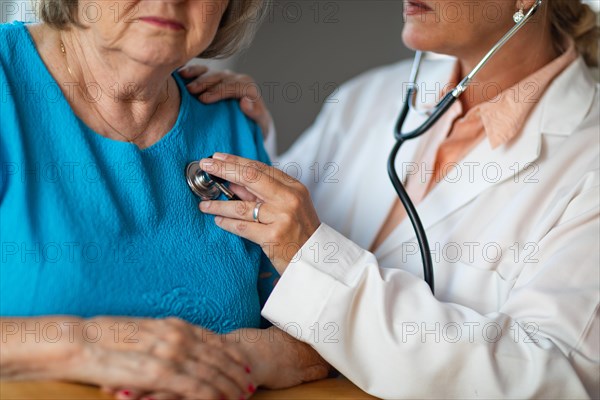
548, 0, 599, 67
38, 0, 268, 59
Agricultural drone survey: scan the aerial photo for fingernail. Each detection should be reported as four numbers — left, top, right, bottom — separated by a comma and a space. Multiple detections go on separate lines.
199, 201, 210, 211
215, 216, 223, 224
248, 383, 256, 393
186, 82, 197, 89
200, 158, 213, 166
118, 390, 132, 398
245, 100, 254, 111
245, 365, 252, 374
213, 152, 227, 160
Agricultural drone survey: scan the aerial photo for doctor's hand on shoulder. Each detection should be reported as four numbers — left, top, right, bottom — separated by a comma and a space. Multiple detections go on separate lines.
179, 65, 273, 141
198, 153, 321, 274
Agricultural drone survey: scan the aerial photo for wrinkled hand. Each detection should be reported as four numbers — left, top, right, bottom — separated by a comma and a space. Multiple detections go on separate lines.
237, 327, 331, 390
102, 326, 331, 399
66, 317, 255, 400
179, 65, 273, 139
197, 153, 321, 274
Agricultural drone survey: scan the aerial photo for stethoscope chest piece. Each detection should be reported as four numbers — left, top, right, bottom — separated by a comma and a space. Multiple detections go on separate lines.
186, 161, 238, 201
186, 162, 222, 200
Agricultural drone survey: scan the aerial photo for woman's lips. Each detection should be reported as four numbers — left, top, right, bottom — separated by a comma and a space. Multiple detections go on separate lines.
139, 17, 185, 31
404, 0, 433, 16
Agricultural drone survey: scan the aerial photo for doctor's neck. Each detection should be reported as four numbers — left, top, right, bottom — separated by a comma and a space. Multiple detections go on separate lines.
453, 17, 559, 114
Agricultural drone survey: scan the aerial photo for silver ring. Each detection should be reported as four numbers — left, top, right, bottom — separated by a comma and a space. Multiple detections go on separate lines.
252, 202, 264, 223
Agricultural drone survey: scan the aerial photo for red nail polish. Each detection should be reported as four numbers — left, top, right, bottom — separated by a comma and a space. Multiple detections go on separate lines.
245, 365, 251, 374
248, 383, 256, 393
119, 390, 131, 398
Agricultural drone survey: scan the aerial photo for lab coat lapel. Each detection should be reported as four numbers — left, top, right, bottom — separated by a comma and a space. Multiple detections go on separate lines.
376, 56, 595, 260
421, 120, 541, 231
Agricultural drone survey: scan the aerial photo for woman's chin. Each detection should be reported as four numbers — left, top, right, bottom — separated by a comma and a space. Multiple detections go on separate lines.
125, 46, 188, 70
401, 28, 446, 54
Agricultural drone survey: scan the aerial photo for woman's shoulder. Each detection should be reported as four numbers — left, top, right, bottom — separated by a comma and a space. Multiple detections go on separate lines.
0, 20, 25, 35
315, 56, 455, 131
184, 87, 251, 130
179, 81, 268, 161
199, 96, 262, 142
334, 56, 454, 101
0, 22, 47, 78
0, 21, 30, 59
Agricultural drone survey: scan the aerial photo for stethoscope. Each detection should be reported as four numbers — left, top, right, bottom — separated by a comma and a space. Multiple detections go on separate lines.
389, 0, 544, 294
185, 0, 544, 294
186, 160, 239, 201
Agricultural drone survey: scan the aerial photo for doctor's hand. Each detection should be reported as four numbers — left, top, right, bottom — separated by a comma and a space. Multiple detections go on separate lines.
198, 153, 321, 274
179, 65, 272, 139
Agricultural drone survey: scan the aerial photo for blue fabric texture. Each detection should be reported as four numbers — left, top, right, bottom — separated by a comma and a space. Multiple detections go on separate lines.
0, 22, 279, 333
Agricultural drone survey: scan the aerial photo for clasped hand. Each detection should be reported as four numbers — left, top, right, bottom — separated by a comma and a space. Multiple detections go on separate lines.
67, 317, 255, 400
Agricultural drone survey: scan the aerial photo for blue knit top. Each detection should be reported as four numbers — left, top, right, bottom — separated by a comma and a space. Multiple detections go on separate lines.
0, 22, 278, 333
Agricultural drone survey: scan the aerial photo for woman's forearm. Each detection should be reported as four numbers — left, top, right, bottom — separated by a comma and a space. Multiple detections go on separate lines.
0, 317, 84, 380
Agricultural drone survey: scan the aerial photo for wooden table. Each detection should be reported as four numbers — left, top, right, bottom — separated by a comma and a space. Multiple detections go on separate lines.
0, 378, 377, 399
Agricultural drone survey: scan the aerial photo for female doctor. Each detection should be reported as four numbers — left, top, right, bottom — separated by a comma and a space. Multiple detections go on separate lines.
182, 0, 600, 397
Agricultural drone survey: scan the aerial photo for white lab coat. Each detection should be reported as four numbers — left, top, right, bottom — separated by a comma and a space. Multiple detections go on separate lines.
262, 56, 600, 399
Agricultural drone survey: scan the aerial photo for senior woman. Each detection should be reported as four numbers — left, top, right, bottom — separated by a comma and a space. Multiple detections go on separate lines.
184, 0, 599, 398
0, 0, 330, 399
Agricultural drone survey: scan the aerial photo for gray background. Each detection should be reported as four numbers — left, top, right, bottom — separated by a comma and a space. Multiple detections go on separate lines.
232, 0, 410, 153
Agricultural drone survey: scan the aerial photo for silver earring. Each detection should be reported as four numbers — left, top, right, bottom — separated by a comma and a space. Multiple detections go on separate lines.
513, 3, 525, 23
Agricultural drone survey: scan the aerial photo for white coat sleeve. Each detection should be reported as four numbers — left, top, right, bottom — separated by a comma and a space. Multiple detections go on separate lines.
262, 182, 599, 398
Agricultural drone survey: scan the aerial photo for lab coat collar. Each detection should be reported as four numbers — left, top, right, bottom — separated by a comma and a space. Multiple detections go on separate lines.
539, 57, 597, 136
375, 56, 597, 260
